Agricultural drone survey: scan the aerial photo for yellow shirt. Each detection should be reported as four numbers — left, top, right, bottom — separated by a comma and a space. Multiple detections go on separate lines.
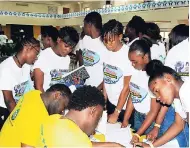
39, 114, 92, 147
0, 90, 48, 147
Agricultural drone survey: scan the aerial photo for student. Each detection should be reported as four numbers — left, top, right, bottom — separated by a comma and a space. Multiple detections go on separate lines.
121, 40, 161, 144
41, 26, 59, 50
0, 84, 71, 147
33, 26, 79, 92
125, 15, 146, 47
0, 38, 40, 128
143, 22, 166, 63
165, 24, 189, 81
38, 85, 124, 147
134, 60, 189, 148
76, 12, 107, 90
101, 19, 134, 124
168, 24, 189, 49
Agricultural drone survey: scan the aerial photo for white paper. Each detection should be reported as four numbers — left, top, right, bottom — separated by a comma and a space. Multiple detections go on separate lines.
105, 123, 133, 148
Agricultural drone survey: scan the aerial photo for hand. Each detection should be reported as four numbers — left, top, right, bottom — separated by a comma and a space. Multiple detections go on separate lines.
121, 120, 129, 128
133, 142, 150, 148
108, 112, 119, 124
130, 135, 139, 145
146, 127, 159, 142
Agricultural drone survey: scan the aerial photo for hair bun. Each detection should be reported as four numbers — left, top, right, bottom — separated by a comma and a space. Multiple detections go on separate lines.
141, 36, 153, 48
145, 59, 164, 76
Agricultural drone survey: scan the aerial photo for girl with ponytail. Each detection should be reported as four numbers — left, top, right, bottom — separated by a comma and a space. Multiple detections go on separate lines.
121, 39, 161, 144
126, 39, 189, 147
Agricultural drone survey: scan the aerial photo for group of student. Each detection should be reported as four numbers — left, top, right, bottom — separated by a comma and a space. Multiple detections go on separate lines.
0, 11, 189, 147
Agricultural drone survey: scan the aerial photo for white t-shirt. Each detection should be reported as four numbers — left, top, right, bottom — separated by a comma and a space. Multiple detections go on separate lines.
103, 44, 134, 108
151, 42, 166, 64
0, 57, 32, 108
78, 35, 107, 87
130, 69, 156, 114
179, 80, 190, 113
165, 38, 189, 81
173, 99, 187, 120
33, 47, 70, 91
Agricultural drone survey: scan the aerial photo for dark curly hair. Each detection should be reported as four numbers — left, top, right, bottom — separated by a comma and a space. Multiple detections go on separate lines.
41, 26, 59, 42
144, 22, 161, 41
59, 26, 79, 48
127, 15, 146, 35
101, 19, 123, 40
84, 12, 102, 30
68, 85, 105, 111
15, 37, 40, 52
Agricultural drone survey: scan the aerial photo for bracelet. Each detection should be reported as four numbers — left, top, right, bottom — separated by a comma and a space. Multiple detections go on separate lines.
154, 123, 161, 128
134, 133, 141, 139
115, 108, 121, 114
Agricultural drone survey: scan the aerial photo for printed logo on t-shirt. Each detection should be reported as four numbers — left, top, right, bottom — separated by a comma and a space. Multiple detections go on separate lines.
174, 61, 189, 77
14, 81, 30, 103
82, 49, 100, 66
130, 82, 148, 103
103, 63, 123, 84
50, 69, 69, 86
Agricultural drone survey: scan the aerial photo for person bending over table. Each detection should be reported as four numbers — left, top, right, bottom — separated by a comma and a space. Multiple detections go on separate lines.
0, 84, 71, 147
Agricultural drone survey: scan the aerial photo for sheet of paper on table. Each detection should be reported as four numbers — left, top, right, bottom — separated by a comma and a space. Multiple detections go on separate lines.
105, 123, 133, 148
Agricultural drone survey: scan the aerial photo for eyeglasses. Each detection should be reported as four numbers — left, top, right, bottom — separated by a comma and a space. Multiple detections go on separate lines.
30, 45, 40, 56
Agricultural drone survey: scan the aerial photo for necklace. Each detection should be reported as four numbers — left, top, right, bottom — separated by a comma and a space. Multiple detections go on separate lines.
14, 54, 22, 67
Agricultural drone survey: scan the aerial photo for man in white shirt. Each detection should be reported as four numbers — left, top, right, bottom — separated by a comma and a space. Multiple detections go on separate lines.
125, 16, 146, 47
33, 27, 79, 92
76, 12, 107, 90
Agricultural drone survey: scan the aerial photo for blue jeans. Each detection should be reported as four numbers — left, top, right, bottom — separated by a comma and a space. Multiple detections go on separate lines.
134, 107, 189, 147
160, 106, 189, 147
133, 110, 155, 135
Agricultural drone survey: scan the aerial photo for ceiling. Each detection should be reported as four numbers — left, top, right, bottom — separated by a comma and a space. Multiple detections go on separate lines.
6, 1, 85, 6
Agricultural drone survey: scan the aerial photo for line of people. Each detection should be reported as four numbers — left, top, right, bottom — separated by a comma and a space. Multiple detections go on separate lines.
0, 11, 189, 147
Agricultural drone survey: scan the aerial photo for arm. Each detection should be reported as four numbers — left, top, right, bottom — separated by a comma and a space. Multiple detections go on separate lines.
136, 98, 161, 136
153, 113, 185, 147
92, 142, 124, 147
2, 90, 16, 112
108, 76, 131, 123
116, 76, 131, 111
97, 82, 103, 91
33, 68, 44, 93
121, 95, 134, 128
146, 106, 169, 141
154, 106, 169, 125
102, 81, 108, 101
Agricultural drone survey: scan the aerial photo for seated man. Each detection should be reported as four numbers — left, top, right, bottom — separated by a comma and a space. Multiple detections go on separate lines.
38, 85, 124, 147
0, 84, 71, 147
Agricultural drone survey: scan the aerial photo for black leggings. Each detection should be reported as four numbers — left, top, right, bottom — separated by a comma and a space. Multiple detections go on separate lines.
0, 107, 9, 130
106, 100, 134, 127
